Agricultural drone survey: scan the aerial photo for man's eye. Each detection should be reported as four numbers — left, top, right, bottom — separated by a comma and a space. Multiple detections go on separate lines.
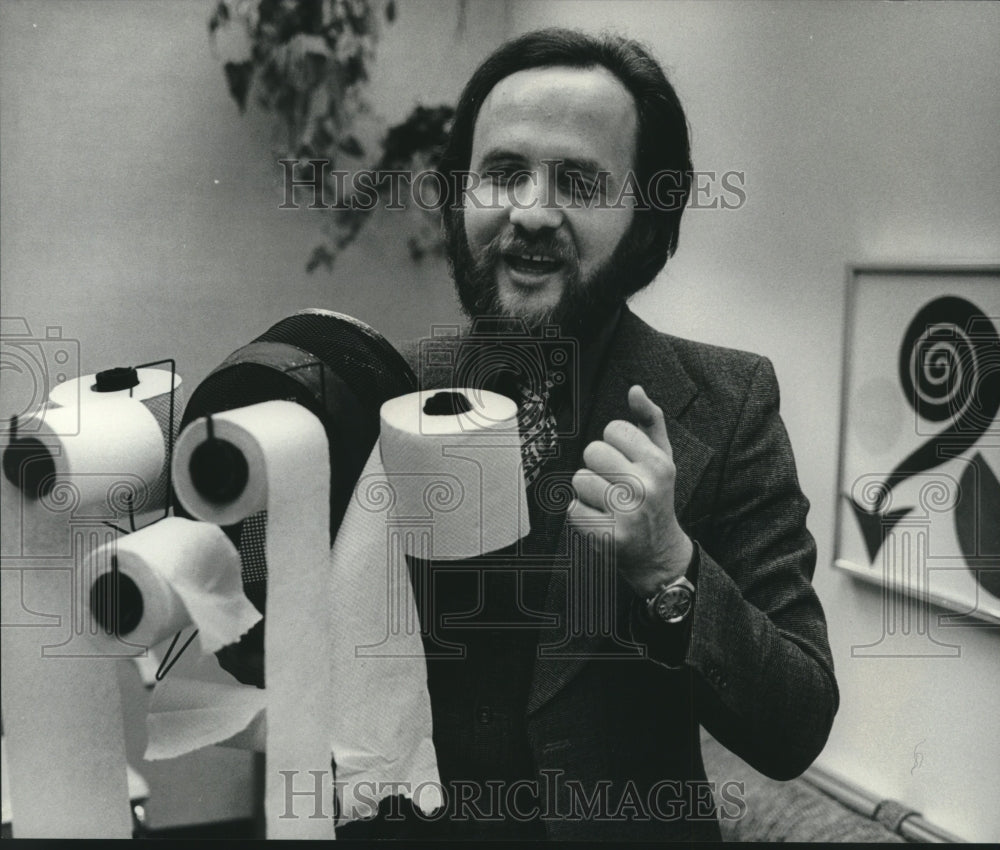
560, 171, 600, 196
484, 167, 528, 187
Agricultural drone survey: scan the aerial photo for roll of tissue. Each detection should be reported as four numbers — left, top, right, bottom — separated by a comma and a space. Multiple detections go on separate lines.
49, 367, 184, 514
84, 517, 260, 655
377, 387, 529, 559
170, 400, 333, 839
2, 398, 164, 512
0, 397, 164, 838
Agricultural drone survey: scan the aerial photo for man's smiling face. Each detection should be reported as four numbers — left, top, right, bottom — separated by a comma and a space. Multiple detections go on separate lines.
458, 65, 639, 330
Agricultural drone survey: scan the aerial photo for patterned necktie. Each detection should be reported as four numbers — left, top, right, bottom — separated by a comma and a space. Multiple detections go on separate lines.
517, 378, 559, 486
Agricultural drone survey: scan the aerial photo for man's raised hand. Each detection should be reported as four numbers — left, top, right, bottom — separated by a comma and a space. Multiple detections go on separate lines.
568, 384, 693, 596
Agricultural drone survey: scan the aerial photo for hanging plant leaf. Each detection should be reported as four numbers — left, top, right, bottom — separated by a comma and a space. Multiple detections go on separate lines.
407, 236, 425, 262
306, 244, 335, 273
379, 104, 454, 170
311, 121, 334, 152
338, 135, 364, 158
211, 0, 455, 271
224, 60, 254, 112
208, 1, 230, 36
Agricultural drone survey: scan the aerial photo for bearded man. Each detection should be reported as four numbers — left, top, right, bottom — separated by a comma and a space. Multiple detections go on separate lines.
354, 27, 838, 842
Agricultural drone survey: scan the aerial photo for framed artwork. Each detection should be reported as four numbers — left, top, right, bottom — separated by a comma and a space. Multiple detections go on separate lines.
833, 265, 1000, 637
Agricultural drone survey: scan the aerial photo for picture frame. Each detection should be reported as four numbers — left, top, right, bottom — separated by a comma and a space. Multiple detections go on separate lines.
833, 264, 1000, 636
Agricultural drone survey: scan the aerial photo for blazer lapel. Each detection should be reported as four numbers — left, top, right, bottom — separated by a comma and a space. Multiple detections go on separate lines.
528, 308, 715, 715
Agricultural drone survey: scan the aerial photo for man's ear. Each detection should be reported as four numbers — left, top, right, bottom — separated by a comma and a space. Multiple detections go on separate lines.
633, 214, 661, 254
620, 214, 670, 296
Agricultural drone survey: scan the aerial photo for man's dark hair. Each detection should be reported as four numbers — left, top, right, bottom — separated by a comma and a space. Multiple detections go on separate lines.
437, 27, 693, 297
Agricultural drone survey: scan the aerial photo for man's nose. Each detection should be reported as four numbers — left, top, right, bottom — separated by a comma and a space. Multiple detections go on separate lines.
507, 175, 563, 232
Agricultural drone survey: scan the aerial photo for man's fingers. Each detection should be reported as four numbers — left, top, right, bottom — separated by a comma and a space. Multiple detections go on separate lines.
571, 468, 615, 512
602, 418, 665, 467
581, 439, 632, 477
628, 384, 672, 457
566, 495, 607, 526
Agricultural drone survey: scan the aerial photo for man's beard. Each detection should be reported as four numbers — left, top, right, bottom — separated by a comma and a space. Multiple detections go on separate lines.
448, 222, 635, 343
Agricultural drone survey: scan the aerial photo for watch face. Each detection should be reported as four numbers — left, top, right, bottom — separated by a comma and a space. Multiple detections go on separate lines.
655, 587, 693, 622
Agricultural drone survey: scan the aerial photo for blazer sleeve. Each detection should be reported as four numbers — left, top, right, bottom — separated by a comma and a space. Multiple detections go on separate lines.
639, 355, 838, 780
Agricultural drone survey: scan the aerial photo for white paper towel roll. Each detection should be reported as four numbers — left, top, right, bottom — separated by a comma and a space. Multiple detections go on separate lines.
171, 400, 333, 839
49, 368, 184, 516
326, 443, 443, 822
83, 517, 260, 655
0, 402, 155, 836
378, 387, 529, 559
7, 399, 164, 514
323, 387, 529, 820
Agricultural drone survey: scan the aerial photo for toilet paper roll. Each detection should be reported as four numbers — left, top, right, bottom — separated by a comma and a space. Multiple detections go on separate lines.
1, 414, 142, 836
83, 517, 260, 655
326, 443, 443, 821
171, 400, 333, 839
323, 387, 529, 820
3, 398, 164, 515
49, 368, 184, 515
378, 387, 529, 559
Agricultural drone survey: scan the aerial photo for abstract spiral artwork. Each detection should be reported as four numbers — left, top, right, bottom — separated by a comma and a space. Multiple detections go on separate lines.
835, 266, 1000, 633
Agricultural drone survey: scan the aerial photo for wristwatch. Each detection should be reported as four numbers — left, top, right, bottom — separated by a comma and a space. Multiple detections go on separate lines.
645, 575, 696, 625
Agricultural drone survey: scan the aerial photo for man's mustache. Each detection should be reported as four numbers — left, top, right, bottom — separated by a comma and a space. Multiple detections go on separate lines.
484, 231, 578, 267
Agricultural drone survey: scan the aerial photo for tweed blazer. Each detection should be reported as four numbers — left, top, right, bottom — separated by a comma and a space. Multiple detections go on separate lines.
405, 305, 838, 841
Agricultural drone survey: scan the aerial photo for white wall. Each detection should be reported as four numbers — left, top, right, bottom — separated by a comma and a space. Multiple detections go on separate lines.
510, 0, 999, 842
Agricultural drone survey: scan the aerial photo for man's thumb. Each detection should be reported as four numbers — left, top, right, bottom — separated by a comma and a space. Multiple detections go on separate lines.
628, 385, 671, 452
